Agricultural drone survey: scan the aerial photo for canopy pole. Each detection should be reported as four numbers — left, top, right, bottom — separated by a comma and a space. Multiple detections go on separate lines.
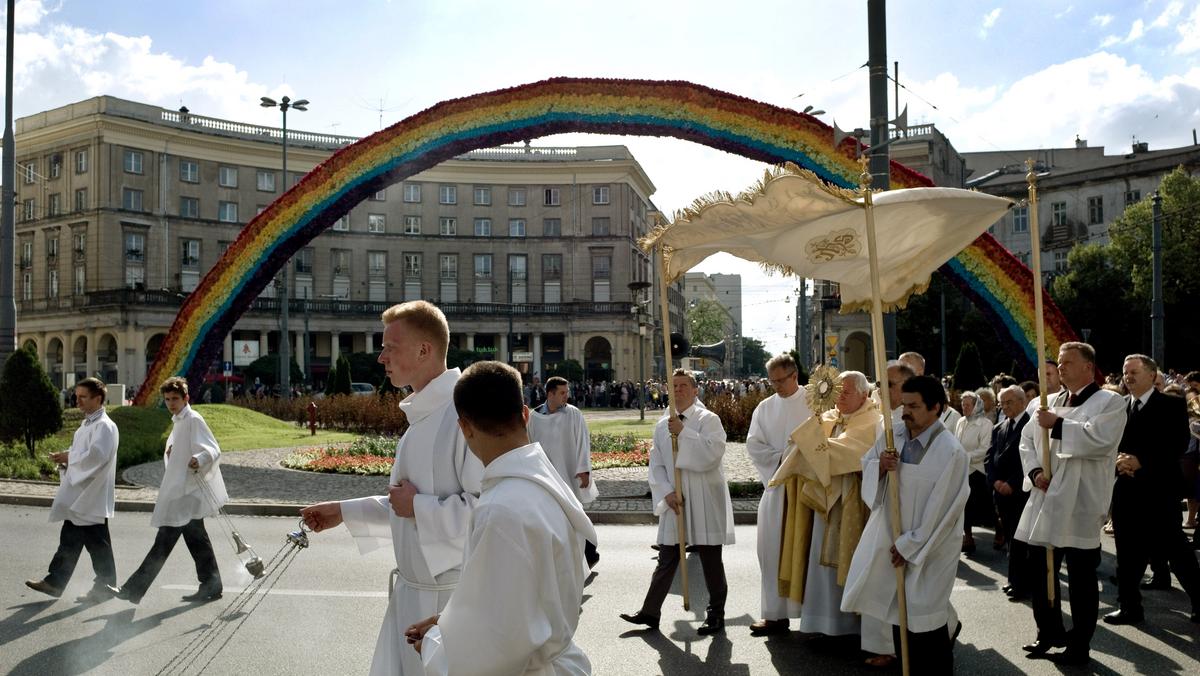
1025, 161, 1055, 604
656, 245, 690, 612
861, 168, 909, 676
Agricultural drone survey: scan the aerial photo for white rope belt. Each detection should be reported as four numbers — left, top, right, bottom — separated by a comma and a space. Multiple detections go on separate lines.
389, 568, 459, 598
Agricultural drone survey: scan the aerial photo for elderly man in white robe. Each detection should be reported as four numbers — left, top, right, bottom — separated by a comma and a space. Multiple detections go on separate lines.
407, 361, 594, 675
745, 354, 811, 636
620, 368, 734, 635
842, 375, 970, 676
528, 375, 599, 568
26, 378, 120, 602
1016, 342, 1127, 667
303, 301, 483, 676
107, 376, 226, 604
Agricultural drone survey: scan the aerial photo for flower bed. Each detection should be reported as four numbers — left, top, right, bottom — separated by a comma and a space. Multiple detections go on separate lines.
591, 433, 651, 470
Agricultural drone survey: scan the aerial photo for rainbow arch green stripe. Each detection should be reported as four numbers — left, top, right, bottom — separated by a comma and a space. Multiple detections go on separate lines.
136, 77, 1073, 403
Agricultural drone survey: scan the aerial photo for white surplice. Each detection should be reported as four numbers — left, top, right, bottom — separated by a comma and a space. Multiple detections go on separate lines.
954, 414, 992, 476
50, 409, 119, 526
649, 403, 734, 546
1015, 387, 1127, 549
339, 368, 484, 676
421, 443, 595, 676
746, 389, 811, 620
842, 420, 970, 633
940, 407, 963, 433
152, 405, 226, 528
527, 403, 598, 504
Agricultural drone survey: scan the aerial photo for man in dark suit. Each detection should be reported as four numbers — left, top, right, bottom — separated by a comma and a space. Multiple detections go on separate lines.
1105, 354, 1200, 625
986, 384, 1031, 600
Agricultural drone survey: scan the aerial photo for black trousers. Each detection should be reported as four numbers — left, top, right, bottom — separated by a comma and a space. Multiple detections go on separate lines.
1028, 545, 1100, 651
994, 490, 1030, 592
45, 519, 117, 590
640, 544, 727, 618
123, 519, 221, 599
1114, 498, 1200, 613
892, 623, 952, 675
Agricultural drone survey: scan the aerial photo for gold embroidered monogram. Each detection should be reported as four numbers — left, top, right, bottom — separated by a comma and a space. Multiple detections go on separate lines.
805, 229, 860, 263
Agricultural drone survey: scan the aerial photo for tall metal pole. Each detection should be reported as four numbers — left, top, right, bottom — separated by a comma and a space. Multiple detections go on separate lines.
0, 0, 17, 366
939, 289, 946, 377
797, 279, 807, 367
868, 0, 897, 359
1151, 191, 1164, 366
279, 104, 290, 399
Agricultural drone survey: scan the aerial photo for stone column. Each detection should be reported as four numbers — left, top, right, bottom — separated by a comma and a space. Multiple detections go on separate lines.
223, 334, 233, 362
64, 331, 77, 385
87, 329, 99, 377
363, 331, 373, 354
499, 334, 509, 363
466, 333, 475, 351
259, 330, 269, 361
532, 333, 543, 378
330, 331, 341, 363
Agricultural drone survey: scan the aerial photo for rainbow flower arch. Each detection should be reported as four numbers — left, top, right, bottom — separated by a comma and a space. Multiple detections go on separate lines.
136, 77, 1074, 404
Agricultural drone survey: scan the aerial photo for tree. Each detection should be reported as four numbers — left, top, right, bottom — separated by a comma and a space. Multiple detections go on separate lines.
0, 346, 63, 458
331, 354, 353, 396
739, 337, 772, 377
545, 358, 584, 383
244, 354, 302, 388
1050, 243, 1140, 374
786, 349, 811, 386
346, 352, 386, 386
687, 299, 727, 345
951, 341, 987, 391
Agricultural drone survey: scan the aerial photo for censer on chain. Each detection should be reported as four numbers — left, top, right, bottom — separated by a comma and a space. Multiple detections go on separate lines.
193, 471, 267, 579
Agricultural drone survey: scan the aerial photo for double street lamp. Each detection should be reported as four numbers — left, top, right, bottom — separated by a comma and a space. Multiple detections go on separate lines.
260, 95, 308, 399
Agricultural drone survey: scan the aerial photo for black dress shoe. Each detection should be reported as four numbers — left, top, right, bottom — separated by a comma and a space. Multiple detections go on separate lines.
697, 615, 725, 635
24, 579, 63, 599
618, 611, 659, 630
1001, 584, 1013, 594
749, 618, 789, 636
75, 587, 112, 604
1103, 609, 1144, 625
1189, 608, 1199, 623
106, 585, 142, 605
1047, 648, 1090, 666
1141, 577, 1171, 590
181, 588, 222, 603
1022, 638, 1065, 655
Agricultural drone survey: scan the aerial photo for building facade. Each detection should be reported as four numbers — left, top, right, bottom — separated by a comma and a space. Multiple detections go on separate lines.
12, 96, 670, 392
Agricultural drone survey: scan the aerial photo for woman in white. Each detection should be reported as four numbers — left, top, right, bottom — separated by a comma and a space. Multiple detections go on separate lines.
955, 390, 994, 553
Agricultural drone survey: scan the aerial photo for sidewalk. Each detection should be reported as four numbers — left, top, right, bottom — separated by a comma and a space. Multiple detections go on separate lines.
0, 442, 762, 525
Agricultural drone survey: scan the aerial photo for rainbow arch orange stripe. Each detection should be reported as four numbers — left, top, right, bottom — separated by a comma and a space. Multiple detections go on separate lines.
136, 77, 1073, 403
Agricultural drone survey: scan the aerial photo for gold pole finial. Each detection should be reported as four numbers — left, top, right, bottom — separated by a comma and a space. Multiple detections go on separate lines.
858, 155, 871, 194
1025, 158, 1037, 186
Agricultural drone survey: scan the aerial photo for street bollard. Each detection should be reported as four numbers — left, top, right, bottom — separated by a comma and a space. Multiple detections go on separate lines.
307, 401, 318, 436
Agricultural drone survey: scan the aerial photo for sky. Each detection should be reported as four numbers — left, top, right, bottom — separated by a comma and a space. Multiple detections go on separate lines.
3, 0, 1199, 357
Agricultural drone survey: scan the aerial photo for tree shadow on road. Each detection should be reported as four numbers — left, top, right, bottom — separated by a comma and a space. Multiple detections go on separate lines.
0, 600, 89, 647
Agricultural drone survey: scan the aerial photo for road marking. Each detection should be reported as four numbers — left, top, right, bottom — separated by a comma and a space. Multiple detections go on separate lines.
161, 584, 387, 598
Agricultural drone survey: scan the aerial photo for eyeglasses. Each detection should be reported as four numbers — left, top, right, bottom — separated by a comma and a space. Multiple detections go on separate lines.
768, 371, 797, 386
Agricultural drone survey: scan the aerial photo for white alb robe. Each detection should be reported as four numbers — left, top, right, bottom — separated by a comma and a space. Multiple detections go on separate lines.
1015, 387, 1127, 549
421, 443, 595, 675
842, 420, 970, 633
746, 388, 811, 620
954, 414, 992, 475
940, 407, 963, 433
339, 368, 484, 676
527, 403, 598, 504
152, 405, 226, 528
50, 409, 119, 526
649, 402, 734, 546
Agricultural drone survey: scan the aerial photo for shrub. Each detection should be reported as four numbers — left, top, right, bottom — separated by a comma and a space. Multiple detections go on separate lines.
701, 390, 769, 442
0, 345, 63, 458
232, 394, 409, 436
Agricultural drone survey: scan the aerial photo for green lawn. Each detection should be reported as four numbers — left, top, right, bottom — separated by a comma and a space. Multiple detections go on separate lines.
585, 416, 658, 439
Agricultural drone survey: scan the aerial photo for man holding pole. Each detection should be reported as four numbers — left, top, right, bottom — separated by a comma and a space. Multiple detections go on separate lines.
620, 368, 733, 635
1016, 341, 1126, 666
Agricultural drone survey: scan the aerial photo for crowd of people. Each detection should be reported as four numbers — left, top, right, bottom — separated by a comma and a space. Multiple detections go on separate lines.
22, 299, 1200, 673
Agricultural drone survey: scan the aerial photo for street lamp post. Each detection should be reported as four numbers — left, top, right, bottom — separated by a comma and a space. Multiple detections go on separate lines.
260, 95, 308, 399
628, 281, 652, 421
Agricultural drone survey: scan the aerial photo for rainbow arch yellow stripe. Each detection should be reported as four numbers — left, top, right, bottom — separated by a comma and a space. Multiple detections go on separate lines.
136, 77, 1073, 403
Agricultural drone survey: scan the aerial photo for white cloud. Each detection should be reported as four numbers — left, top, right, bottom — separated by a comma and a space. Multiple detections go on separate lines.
1150, 1, 1184, 28
1177, 3, 1200, 53
1126, 18, 1146, 42
13, 0, 52, 30
1055, 5, 1074, 19
1091, 13, 1113, 28
980, 8, 1003, 37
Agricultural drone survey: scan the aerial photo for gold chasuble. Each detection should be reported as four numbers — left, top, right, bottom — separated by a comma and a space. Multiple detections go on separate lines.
768, 399, 882, 603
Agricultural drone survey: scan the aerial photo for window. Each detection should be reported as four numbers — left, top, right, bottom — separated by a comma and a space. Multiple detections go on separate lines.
74, 188, 87, 212
508, 188, 526, 206
218, 166, 238, 188
332, 249, 351, 298
180, 160, 199, 183
542, 254, 562, 303
439, 185, 457, 205
592, 217, 611, 236
1011, 206, 1028, 233
593, 185, 610, 204
368, 214, 386, 233
180, 197, 199, 219
73, 232, 86, 259
49, 155, 61, 178
256, 205, 267, 216
540, 218, 561, 237
123, 188, 144, 212
404, 215, 421, 235
295, 247, 313, 274
22, 272, 31, 300
508, 219, 526, 237
1050, 202, 1067, 227
181, 239, 201, 268
20, 241, 32, 267
1054, 250, 1069, 272
218, 201, 239, 223
474, 218, 491, 236
473, 186, 491, 205
508, 255, 527, 304
47, 193, 61, 217
368, 251, 387, 301
592, 254, 611, 302
1124, 189, 1141, 206
124, 150, 143, 174
125, 265, 145, 288
368, 251, 387, 275
439, 254, 458, 302
332, 215, 350, 232
1087, 196, 1103, 225
403, 253, 422, 300
544, 188, 560, 206
125, 232, 146, 261
46, 237, 58, 259
22, 198, 34, 221
47, 269, 58, 299
22, 160, 34, 184
74, 265, 85, 296
370, 189, 386, 201
404, 184, 421, 203
474, 254, 493, 303
439, 217, 456, 236
74, 149, 88, 174
257, 170, 276, 192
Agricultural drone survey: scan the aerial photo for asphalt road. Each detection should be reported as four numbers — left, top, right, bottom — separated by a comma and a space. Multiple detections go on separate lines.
1, 505, 1197, 675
